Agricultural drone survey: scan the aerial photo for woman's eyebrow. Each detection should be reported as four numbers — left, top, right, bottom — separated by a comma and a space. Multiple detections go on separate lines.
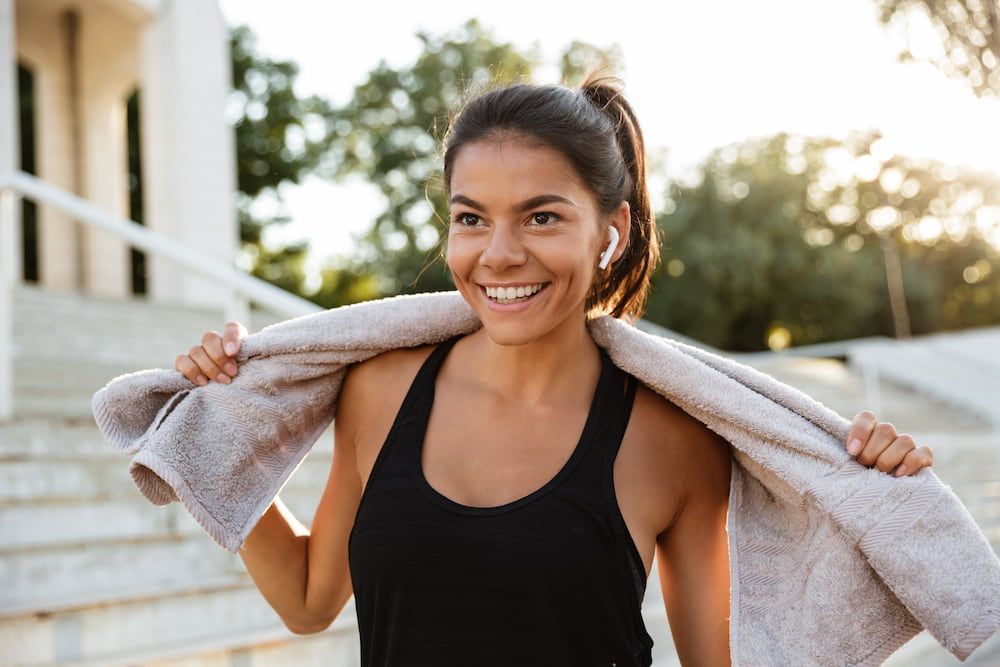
449, 194, 577, 211
449, 194, 484, 210
515, 194, 576, 211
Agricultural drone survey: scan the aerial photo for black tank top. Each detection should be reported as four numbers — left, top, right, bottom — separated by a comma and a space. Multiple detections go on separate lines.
348, 338, 654, 667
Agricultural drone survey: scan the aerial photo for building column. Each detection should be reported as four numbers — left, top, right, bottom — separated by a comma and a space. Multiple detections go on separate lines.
0, 0, 15, 178
0, 0, 17, 420
141, 0, 236, 308
77, 6, 143, 298
18, 5, 86, 291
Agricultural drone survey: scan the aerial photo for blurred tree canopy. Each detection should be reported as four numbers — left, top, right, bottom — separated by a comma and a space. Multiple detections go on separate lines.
647, 131, 1000, 351
229, 20, 1000, 351
230, 24, 336, 295
874, 0, 1000, 98
314, 21, 622, 304
318, 20, 532, 301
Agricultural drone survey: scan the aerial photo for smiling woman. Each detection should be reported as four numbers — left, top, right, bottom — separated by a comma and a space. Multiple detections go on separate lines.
147, 75, 974, 667
445, 140, 627, 346
443, 82, 658, 322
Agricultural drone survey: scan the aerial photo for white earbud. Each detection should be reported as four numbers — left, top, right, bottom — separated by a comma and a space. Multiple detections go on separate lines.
598, 226, 620, 270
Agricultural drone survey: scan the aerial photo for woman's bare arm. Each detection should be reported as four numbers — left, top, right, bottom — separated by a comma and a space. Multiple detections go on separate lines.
238, 406, 363, 633
174, 322, 363, 633
656, 427, 733, 666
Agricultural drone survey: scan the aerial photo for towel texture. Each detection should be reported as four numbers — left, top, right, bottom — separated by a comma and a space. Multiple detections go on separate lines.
92, 291, 1000, 665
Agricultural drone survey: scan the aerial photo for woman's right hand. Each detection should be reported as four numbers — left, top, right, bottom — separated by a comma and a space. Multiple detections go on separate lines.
174, 321, 248, 386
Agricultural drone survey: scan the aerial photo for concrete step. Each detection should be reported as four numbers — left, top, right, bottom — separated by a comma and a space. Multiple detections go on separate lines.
0, 458, 332, 550
14, 358, 160, 388
0, 442, 333, 504
0, 534, 244, 615
748, 357, 991, 433
13, 285, 282, 361
11, 286, 286, 418
846, 327, 1000, 425
0, 497, 205, 551
67, 620, 360, 667
0, 576, 359, 667
0, 457, 139, 503
0, 418, 115, 458
0, 413, 335, 625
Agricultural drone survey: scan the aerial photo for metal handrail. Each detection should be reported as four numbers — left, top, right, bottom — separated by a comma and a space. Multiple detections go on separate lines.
0, 170, 322, 420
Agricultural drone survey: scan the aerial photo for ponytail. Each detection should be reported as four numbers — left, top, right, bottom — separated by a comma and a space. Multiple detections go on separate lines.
578, 76, 659, 321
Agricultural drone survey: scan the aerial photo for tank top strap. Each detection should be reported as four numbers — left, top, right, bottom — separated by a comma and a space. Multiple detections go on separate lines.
586, 350, 639, 460
578, 352, 645, 605
395, 336, 459, 417
420, 335, 461, 379
363, 336, 460, 482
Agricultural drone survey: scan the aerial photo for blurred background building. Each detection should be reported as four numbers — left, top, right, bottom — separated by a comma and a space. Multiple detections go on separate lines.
2, 0, 237, 306
0, 0, 350, 664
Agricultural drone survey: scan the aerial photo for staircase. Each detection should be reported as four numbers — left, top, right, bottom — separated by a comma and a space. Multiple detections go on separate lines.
751, 354, 1000, 666
3, 286, 999, 666
0, 285, 360, 667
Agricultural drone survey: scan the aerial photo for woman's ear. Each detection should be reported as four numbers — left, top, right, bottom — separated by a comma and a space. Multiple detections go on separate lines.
608, 201, 630, 265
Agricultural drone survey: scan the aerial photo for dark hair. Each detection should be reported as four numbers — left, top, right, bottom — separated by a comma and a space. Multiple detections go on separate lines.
442, 76, 659, 321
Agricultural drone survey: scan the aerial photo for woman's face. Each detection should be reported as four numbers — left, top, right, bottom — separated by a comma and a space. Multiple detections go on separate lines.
447, 138, 625, 347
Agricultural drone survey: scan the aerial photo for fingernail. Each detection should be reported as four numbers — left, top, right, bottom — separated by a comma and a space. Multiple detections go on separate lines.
894, 465, 908, 478
225, 342, 237, 356
217, 374, 231, 384
847, 439, 862, 455
225, 363, 238, 376
195, 375, 207, 386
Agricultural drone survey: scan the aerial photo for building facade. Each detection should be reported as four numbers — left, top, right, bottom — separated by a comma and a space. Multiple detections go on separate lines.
2, 0, 236, 306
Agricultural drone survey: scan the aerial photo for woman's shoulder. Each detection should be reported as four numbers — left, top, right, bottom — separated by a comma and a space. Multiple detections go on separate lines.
337, 343, 441, 480
615, 380, 731, 543
630, 381, 721, 446
627, 380, 731, 485
342, 344, 438, 401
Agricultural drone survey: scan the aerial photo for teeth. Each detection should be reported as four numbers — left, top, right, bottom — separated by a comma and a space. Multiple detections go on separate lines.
485, 284, 544, 304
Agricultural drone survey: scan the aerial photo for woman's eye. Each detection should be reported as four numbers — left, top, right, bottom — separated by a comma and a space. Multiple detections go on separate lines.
531, 212, 558, 225
454, 213, 481, 226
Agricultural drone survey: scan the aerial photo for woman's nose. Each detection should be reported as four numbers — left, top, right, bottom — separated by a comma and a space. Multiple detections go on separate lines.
479, 225, 527, 270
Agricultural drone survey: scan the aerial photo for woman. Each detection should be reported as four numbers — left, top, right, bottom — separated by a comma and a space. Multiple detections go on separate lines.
175, 78, 934, 665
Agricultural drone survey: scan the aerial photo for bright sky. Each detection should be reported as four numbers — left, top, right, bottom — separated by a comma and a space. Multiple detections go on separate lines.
218, 0, 1000, 262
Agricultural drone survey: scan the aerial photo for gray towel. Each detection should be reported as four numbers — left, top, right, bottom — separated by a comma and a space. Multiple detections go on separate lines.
92, 291, 1000, 664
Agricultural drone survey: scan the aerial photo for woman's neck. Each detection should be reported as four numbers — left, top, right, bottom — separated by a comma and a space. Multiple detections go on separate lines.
452, 320, 603, 405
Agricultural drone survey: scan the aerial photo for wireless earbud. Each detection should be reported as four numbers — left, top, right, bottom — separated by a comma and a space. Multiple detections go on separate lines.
598, 227, 620, 270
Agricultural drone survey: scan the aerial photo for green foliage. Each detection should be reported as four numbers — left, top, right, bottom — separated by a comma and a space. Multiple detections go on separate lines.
559, 41, 625, 85
228, 22, 621, 309
228, 21, 1000, 348
874, 0, 1000, 98
230, 25, 336, 245
321, 20, 536, 298
646, 131, 1000, 351
246, 241, 311, 297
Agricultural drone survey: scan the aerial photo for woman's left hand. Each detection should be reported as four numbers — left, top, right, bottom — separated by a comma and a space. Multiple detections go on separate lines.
846, 411, 933, 477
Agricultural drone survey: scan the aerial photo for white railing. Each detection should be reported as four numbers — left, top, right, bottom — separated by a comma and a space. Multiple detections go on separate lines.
0, 170, 322, 421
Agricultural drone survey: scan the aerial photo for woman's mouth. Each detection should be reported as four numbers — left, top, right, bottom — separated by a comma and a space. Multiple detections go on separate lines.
483, 283, 546, 305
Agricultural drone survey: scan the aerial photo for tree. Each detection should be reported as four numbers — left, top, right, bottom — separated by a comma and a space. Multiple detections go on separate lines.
646, 131, 1000, 351
319, 21, 623, 303
318, 20, 533, 299
228, 21, 622, 307
229, 25, 337, 292
873, 0, 1000, 98
559, 40, 625, 85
